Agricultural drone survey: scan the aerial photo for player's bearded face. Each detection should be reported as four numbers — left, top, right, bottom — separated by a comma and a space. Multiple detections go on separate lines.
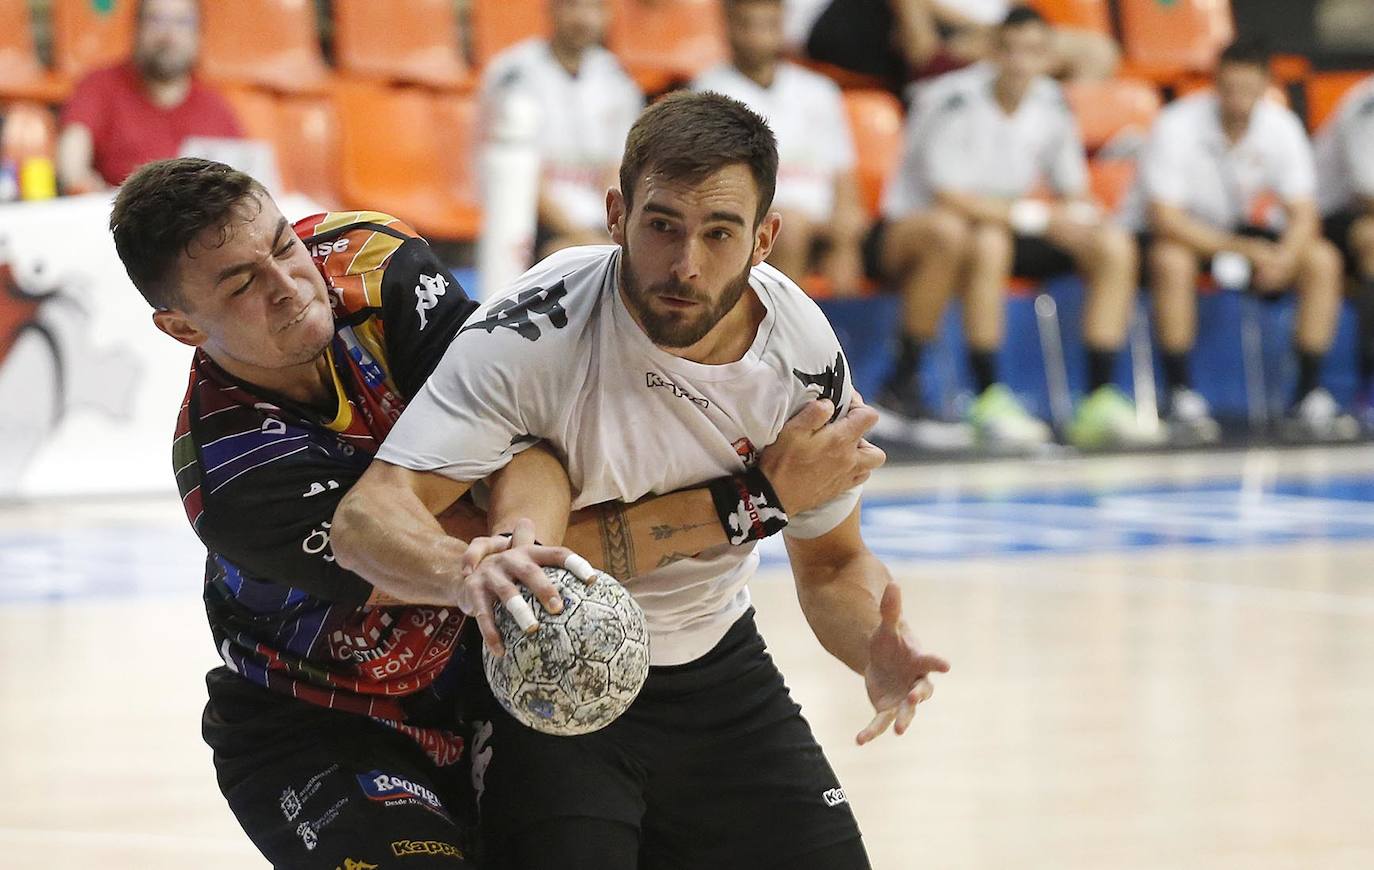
620, 241, 754, 349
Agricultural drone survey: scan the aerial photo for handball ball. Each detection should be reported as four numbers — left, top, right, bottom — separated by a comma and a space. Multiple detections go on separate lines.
482, 566, 650, 736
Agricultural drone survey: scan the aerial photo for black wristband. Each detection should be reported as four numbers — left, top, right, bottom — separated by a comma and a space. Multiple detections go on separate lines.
707, 467, 789, 546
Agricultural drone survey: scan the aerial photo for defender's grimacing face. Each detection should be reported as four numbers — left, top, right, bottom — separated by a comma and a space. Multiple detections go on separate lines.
613, 163, 773, 348
165, 192, 335, 371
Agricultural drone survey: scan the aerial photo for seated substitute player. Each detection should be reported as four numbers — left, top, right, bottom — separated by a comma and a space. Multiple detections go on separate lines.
333, 91, 949, 870
110, 158, 883, 869
479, 0, 643, 258
1314, 73, 1374, 421
1124, 39, 1353, 443
692, 0, 867, 294
871, 6, 1147, 450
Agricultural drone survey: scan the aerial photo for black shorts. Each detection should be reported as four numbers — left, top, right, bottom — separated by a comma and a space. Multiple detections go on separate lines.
203, 667, 476, 868
863, 218, 1077, 284
1137, 225, 1282, 291
1323, 209, 1370, 278
467, 609, 869, 870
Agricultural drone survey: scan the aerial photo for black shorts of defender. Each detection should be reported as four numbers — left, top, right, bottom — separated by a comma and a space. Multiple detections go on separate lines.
862, 218, 1078, 284
467, 609, 870, 870
202, 667, 476, 869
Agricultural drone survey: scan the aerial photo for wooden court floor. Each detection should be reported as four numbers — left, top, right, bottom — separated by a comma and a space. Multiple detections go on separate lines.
2, 447, 1372, 869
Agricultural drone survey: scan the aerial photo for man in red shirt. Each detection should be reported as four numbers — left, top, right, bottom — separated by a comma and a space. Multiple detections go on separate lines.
56, 0, 241, 192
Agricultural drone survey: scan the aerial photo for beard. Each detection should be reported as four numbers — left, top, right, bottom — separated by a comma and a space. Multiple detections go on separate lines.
619, 244, 753, 349
135, 49, 192, 83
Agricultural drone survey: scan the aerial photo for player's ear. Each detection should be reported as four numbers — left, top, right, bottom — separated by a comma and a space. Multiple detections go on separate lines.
751, 211, 781, 267
607, 188, 627, 245
152, 309, 208, 348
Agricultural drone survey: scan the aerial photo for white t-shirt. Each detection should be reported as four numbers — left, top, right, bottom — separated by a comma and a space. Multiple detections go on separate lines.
936, 0, 1011, 26
377, 246, 861, 666
1121, 92, 1317, 232
691, 63, 856, 222
882, 63, 1088, 218
1314, 75, 1374, 217
480, 39, 644, 231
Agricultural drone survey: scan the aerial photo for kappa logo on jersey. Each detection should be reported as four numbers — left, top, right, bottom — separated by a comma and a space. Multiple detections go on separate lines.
357, 771, 448, 818
391, 840, 465, 859
460, 282, 569, 342
792, 352, 847, 422
414, 272, 451, 330
822, 787, 848, 807
645, 372, 710, 409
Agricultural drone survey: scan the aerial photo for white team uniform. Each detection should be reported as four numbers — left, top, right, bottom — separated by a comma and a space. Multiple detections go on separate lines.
881, 62, 1088, 220
378, 246, 860, 666
936, 0, 1011, 26
1314, 75, 1374, 218
1120, 92, 1317, 232
691, 63, 856, 223
479, 40, 644, 232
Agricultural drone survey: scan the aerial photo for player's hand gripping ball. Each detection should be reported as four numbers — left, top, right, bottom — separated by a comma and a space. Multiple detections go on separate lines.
482, 565, 650, 736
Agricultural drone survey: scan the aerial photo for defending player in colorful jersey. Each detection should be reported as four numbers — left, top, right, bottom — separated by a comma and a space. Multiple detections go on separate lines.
112, 158, 881, 868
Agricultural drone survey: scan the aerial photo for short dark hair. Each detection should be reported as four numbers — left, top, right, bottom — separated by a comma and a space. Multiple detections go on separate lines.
110, 157, 265, 310
619, 91, 779, 225
1218, 38, 1272, 73
999, 4, 1048, 29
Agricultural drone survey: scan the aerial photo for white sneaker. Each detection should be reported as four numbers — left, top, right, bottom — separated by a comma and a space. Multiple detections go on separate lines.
1166, 388, 1221, 445
1281, 388, 1360, 442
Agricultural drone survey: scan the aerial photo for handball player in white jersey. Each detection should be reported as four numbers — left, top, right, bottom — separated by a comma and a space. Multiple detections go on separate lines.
333, 91, 949, 870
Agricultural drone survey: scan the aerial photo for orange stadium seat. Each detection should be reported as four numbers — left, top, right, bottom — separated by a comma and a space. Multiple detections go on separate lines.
842, 89, 905, 219
1118, 0, 1234, 81
223, 86, 342, 206
335, 80, 480, 239
1029, 0, 1112, 34
470, 0, 549, 67
1307, 70, 1371, 132
1064, 77, 1161, 151
334, 0, 468, 90
199, 0, 329, 93
51, 0, 137, 81
0, 2, 67, 101
1087, 157, 1136, 213
0, 101, 57, 164
608, 0, 727, 93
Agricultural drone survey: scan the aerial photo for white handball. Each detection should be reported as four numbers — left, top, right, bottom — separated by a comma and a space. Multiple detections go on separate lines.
482, 566, 650, 736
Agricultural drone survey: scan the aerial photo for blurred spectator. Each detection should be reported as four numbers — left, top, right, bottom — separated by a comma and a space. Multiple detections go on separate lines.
1124, 40, 1353, 443
870, 7, 1144, 450
693, 0, 865, 292
480, 0, 643, 258
1314, 74, 1374, 418
800, 0, 1118, 95
56, 0, 241, 193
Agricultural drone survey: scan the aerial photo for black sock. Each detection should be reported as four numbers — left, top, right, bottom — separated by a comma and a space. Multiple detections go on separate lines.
1086, 347, 1118, 393
1295, 348, 1323, 400
1162, 352, 1191, 392
885, 334, 925, 392
1356, 277, 1374, 386
969, 349, 998, 394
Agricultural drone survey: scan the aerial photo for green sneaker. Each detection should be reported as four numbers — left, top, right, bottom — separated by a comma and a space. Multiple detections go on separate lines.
967, 384, 1051, 448
1068, 385, 1162, 449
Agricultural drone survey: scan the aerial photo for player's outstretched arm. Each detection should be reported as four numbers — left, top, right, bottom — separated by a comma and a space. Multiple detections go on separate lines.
560, 397, 885, 580
332, 453, 574, 653
785, 507, 950, 745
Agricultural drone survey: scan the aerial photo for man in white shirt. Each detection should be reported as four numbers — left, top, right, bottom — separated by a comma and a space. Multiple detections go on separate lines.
1127, 40, 1353, 443
694, 0, 866, 294
870, 6, 1146, 451
479, 0, 643, 258
1314, 74, 1374, 419
333, 91, 947, 870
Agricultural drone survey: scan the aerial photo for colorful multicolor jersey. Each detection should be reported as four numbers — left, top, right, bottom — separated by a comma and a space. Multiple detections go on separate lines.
173, 211, 479, 763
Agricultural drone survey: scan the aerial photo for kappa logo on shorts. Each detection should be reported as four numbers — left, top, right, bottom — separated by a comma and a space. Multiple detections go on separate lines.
391, 839, 465, 860
822, 787, 848, 807
357, 771, 449, 819
336, 860, 378, 870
